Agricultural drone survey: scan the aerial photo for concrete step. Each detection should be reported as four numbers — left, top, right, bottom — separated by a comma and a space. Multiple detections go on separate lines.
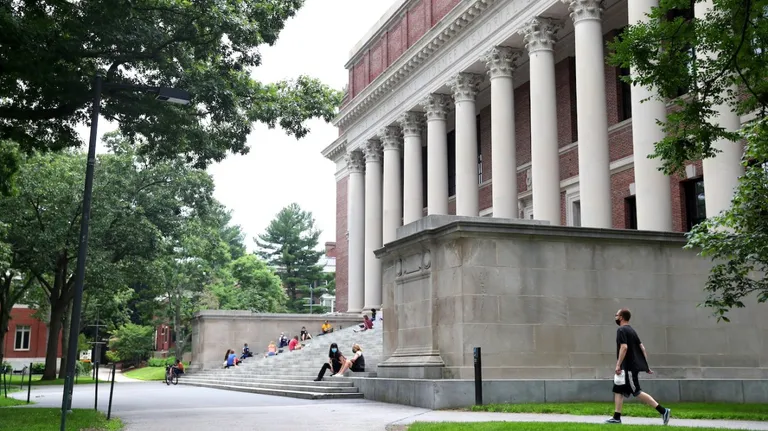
185, 376, 355, 388
179, 380, 363, 400
180, 377, 359, 393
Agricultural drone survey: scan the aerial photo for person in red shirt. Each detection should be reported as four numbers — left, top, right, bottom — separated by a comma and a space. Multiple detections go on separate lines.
288, 335, 302, 351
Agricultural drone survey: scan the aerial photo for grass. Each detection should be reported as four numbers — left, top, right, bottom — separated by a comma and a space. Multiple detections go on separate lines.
3, 374, 103, 386
408, 423, 745, 431
469, 402, 768, 421
123, 366, 166, 381
0, 408, 122, 430
0, 397, 28, 407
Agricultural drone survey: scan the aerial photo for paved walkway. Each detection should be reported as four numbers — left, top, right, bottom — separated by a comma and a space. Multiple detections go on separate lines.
8, 383, 768, 430
96, 366, 142, 383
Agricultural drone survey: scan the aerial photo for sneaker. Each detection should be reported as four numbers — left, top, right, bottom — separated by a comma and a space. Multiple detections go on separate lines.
662, 408, 671, 425
605, 418, 622, 424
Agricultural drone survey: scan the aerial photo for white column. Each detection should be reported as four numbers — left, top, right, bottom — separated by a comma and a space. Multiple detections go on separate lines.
345, 150, 365, 313
450, 73, 484, 217
695, 0, 744, 217
400, 112, 425, 224
484, 46, 521, 219
521, 18, 563, 226
564, 0, 612, 228
381, 126, 403, 244
628, 0, 673, 231
363, 140, 383, 311
422, 94, 452, 215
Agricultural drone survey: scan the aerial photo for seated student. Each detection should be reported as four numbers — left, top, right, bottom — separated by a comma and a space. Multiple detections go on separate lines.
288, 335, 302, 351
320, 320, 332, 335
241, 343, 253, 360
355, 315, 373, 332
300, 326, 312, 341
336, 344, 365, 376
172, 359, 185, 376
314, 343, 345, 381
264, 341, 277, 357
278, 332, 289, 348
370, 309, 377, 327
226, 349, 239, 368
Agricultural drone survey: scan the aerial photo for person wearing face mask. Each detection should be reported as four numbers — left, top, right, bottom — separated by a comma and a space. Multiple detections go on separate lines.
314, 342, 345, 381
607, 308, 670, 425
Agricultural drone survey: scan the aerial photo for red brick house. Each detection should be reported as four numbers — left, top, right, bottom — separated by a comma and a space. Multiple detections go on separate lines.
2, 305, 62, 370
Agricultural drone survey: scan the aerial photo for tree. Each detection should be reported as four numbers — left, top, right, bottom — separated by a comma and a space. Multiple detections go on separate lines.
0, 0, 342, 169
610, 0, 768, 320
0, 145, 213, 379
109, 323, 155, 364
229, 254, 287, 312
256, 203, 324, 312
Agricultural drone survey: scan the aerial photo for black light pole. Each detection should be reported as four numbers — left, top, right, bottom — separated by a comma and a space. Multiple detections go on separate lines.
59, 75, 190, 431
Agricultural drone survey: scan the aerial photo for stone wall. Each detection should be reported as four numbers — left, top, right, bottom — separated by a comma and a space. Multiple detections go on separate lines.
190, 311, 363, 370
375, 215, 768, 380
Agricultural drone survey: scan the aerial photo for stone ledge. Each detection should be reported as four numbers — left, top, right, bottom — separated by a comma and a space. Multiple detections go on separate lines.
345, 378, 768, 409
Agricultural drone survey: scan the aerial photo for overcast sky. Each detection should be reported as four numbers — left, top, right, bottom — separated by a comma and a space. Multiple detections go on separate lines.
82, 0, 393, 251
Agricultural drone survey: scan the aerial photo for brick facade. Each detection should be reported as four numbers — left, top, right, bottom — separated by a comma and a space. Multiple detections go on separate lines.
3, 306, 62, 362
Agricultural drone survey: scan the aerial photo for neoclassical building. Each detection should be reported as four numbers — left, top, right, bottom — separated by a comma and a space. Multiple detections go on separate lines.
322, 0, 747, 313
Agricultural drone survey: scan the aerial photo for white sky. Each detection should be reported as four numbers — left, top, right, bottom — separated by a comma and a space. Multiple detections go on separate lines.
82, 0, 394, 252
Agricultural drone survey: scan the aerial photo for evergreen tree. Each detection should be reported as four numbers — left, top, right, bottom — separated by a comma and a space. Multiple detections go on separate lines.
256, 204, 324, 313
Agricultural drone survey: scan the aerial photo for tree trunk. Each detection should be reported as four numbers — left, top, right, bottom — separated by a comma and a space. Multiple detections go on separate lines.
42, 305, 64, 380
0, 309, 9, 368
58, 302, 72, 379
173, 290, 183, 360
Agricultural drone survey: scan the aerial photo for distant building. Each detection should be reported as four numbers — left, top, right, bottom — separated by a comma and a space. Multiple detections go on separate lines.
2, 305, 62, 370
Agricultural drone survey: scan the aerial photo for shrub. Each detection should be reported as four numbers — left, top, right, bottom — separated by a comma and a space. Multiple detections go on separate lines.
105, 350, 120, 364
30, 362, 45, 374
1, 361, 11, 373
147, 357, 177, 367
109, 323, 155, 364
76, 361, 93, 376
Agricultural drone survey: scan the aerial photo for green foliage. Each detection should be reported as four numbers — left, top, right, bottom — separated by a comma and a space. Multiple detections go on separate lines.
0, 141, 20, 197
229, 254, 287, 312
609, 0, 768, 320
31, 363, 45, 374
0, 0, 342, 169
147, 357, 179, 367
105, 351, 120, 364
76, 361, 92, 376
109, 323, 155, 364
77, 334, 91, 353
256, 203, 325, 312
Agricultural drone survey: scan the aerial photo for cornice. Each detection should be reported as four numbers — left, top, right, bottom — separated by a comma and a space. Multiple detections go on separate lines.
346, 0, 414, 69
321, 135, 348, 162
334, 0, 496, 130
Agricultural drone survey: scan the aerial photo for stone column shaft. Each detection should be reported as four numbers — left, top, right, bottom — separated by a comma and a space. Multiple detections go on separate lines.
400, 113, 425, 224
565, 0, 612, 228
450, 73, 484, 217
381, 127, 403, 244
363, 141, 383, 311
346, 151, 365, 313
423, 94, 451, 215
629, 0, 673, 231
522, 18, 562, 225
485, 47, 521, 219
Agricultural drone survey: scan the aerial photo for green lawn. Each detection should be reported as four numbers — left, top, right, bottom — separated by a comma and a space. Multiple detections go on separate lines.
0, 397, 27, 407
3, 374, 103, 386
123, 366, 166, 381
0, 408, 122, 430
470, 402, 768, 421
409, 423, 745, 431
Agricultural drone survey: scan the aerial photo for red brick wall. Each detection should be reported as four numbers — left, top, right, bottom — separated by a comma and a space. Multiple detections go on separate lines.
4, 307, 62, 360
335, 176, 349, 313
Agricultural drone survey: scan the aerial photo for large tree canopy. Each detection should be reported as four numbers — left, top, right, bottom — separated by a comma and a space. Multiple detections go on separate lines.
0, 0, 342, 167
610, 0, 768, 320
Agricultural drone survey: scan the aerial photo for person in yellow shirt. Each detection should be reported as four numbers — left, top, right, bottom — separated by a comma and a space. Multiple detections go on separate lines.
321, 321, 332, 334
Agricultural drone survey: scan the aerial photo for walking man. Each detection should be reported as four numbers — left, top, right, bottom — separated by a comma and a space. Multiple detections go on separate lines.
607, 308, 671, 425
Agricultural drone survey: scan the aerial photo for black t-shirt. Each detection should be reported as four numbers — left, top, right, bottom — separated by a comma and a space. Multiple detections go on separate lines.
616, 325, 649, 372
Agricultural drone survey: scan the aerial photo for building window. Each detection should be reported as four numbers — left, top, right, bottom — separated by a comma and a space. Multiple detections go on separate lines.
422, 144, 428, 208
524, 206, 534, 220
683, 178, 706, 231
666, 1, 696, 97
14, 325, 31, 351
619, 67, 632, 121
572, 201, 582, 227
566, 189, 581, 227
447, 130, 456, 197
477, 115, 483, 185
625, 196, 638, 229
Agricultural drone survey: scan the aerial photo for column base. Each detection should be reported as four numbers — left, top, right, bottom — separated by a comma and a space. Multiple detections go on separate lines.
377, 347, 445, 379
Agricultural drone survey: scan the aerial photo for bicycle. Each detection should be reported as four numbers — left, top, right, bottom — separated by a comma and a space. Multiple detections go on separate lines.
164, 365, 179, 386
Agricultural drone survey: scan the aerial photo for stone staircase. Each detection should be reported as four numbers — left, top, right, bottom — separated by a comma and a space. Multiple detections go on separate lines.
179, 323, 383, 399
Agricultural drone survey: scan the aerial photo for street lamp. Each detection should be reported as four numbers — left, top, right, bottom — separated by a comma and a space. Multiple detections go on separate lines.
60, 74, 190, 430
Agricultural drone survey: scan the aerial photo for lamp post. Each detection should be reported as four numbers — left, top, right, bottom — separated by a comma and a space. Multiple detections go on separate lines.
60, 74, 190, 431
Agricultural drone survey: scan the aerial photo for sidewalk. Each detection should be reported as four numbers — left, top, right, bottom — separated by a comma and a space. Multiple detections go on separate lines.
387, 410, 768, 430
96, 366, 143, 383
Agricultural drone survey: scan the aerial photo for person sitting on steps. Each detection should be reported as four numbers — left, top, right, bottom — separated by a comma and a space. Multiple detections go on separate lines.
241, 343, 253, 360
300, 326, 312, 341
320, 320, 332, 335
314, 342, 345, 381
278, 332, 289, 348
355, 315, 373, 332
288, 335, 302, 351
225, 349, 239, 368
264, 341, 277, 357
335, 344, 365, 376
172, 358, 185, 377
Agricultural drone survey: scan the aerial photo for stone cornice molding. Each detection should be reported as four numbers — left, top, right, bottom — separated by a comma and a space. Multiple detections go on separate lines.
519, 17, 562, 53
346, 150, 366, 174
450, 73, 485, 103
484, 46, 522, 79
364, 140, 383, 163
380, 125, 403, 152
563, 0, 604, 23
399, 112, 425, 137
322, 135, 348, 162
334, 0, 497, 129
421, 94, 453, 122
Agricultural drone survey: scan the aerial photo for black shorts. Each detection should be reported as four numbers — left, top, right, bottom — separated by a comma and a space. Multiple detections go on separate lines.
612, 370, 642, 398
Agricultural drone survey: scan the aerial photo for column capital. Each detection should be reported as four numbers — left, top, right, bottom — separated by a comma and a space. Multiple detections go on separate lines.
484, 46, 522, 79
379, 125, 403, 152
562, 0, 604, 23
421, 94, 452, 121
363, 140, 383, 163
399, 112, 425, 137
346, 150, 365, 173
519, 17, 562, 53
450, 72, 484, 103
